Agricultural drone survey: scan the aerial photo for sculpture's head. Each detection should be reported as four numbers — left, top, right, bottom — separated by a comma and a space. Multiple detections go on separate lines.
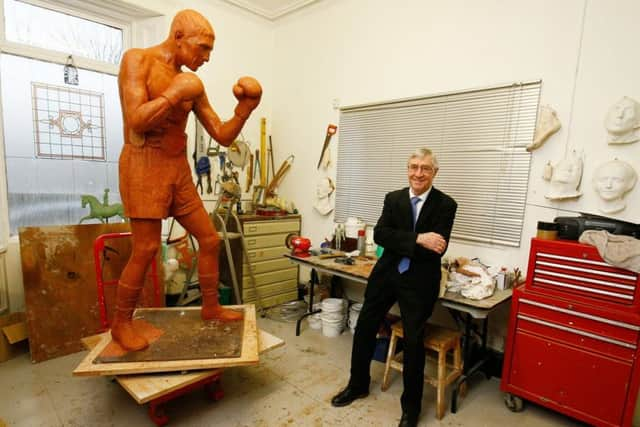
170, 10, 215, 72
593, 159, 637, 201
605, 96, 640, 136
551, 152, 583, 187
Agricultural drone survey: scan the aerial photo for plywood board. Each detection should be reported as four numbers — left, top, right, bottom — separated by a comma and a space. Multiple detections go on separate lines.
116, 329, 283, 404
73, 305, 258, 377
19, 223, 163, 362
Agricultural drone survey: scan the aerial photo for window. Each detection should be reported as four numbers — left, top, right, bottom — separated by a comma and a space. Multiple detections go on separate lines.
335, 81, 541, 247
0, 0, 135, 235
3, 0, 123, 65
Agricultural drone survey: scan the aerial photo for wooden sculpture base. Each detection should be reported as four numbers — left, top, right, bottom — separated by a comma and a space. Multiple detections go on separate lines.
73, 305, 258, 377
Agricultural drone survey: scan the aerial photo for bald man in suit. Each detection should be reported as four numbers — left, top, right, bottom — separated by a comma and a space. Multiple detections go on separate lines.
331, 148, 457, 427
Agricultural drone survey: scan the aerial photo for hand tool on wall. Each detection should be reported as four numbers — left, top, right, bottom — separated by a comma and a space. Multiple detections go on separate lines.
266, 155, 294, 197
269, 135, 276, 180
245, 152, 254, 192
260, 118, 267, 186
193, 124, 212, 194
228, 138, 250, 169
317, 124, 337, 169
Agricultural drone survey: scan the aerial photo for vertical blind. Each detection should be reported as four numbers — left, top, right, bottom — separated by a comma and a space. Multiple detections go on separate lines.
335, 80, 541, 247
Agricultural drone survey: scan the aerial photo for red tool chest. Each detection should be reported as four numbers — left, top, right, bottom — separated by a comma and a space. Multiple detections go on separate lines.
501, 238, 640, 427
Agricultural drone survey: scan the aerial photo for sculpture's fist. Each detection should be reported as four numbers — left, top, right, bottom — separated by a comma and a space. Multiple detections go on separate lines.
233, 76, 262, 100
233, 76, 262, 120
162, 72, 204, 105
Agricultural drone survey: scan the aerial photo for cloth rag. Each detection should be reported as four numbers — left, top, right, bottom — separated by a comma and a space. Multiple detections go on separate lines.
579, 230, 640, 273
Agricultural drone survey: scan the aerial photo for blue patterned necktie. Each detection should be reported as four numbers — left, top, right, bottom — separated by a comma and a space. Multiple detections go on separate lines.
398, 196, 421, 273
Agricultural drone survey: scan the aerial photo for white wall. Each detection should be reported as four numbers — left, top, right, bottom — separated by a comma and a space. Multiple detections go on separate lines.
4, 0, 640, 350
269, 0, 640, 349
273, 0, 639, 266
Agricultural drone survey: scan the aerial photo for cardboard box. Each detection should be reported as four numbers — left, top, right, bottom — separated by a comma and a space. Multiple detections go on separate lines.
0, 312, 29, 362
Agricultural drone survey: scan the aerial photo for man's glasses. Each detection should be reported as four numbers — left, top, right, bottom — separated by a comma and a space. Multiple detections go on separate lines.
408, 164, 435, 174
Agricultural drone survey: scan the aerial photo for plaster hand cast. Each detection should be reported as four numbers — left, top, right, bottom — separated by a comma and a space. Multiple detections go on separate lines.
605, 96, 640, 144
313, 177, 336, 215
544, 150, 584, 200
593, 159, 637, 214
527, 105, 561, 152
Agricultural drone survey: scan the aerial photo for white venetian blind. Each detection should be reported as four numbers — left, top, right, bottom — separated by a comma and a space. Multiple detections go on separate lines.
335, 80, 541, 247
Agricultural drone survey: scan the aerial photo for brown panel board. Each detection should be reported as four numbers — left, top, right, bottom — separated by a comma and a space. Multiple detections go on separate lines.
73, 305, 258, 376
19, 223, 163, 363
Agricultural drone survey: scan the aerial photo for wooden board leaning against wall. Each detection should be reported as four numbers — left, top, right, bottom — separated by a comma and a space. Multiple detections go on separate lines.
19, 223, 163, 363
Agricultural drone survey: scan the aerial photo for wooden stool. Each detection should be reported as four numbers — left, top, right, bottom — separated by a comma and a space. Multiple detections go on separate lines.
381, 322, 463, 420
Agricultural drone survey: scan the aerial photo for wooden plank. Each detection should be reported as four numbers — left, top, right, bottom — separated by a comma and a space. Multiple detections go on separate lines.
72, 305, 258, 377
116, 329, 284, 404
19, 224, 163, 362
2, 322, 28, 344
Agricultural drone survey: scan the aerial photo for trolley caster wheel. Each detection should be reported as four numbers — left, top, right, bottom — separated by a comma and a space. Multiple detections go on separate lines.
504, 393, 524, 412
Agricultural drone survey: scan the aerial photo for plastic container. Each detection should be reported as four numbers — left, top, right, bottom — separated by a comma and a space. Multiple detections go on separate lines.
307, 313, 322, 330
537, 221, 558, 240
322, 318, 343, 337
345, 217, 365, 238
357, 229, 366, 256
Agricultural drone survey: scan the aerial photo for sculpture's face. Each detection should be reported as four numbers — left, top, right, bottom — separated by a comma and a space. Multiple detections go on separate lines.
605, 97, 638, 134
178, 32, 214, 71
594, 163, 630, 201
407, 155, 437, 195
552, 157, 582, 185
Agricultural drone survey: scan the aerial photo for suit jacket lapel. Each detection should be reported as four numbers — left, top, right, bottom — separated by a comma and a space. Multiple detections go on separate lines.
400, 188, 413, 230
416, 188, 438, 229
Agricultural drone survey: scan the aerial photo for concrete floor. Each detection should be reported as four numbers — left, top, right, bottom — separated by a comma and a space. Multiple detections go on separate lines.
0, 317, 586, 427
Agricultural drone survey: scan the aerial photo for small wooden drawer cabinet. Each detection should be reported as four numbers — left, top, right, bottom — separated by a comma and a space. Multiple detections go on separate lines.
228, 214, 300, 308
501, 238, 640, 427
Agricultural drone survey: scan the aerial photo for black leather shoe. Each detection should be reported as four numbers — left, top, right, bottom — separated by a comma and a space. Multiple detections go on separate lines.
330, 386, 369, 407
398, 412, 418, 427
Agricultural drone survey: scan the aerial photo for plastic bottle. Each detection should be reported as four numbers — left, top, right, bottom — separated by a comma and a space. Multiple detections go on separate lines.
357, 229, 366, 256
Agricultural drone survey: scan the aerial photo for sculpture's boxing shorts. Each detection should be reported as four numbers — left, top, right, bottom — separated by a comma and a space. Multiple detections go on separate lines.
119, 142, 203, 219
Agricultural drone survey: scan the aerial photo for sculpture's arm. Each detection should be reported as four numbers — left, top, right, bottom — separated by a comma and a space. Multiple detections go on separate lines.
193, 77, 262, 147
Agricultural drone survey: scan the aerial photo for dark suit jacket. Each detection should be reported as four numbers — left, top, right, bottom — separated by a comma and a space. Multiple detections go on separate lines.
368, 186, 457, 299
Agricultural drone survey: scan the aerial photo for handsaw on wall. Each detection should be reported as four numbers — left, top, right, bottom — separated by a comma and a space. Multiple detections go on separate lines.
317, 124, 337, 169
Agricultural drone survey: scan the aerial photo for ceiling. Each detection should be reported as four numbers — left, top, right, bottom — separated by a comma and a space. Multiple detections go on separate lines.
220, 0, 320, 20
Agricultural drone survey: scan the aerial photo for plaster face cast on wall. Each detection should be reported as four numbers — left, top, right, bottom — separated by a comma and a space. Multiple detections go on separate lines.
544, 150, 584, 200
527, 105, 561, 152
593, 159, 637, 214
313, 177, 336, 215
605, 96, 640, 144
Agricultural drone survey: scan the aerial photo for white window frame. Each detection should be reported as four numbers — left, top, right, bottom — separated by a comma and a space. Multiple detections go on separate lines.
0, 0, 135, 75
0, 0, 159, 242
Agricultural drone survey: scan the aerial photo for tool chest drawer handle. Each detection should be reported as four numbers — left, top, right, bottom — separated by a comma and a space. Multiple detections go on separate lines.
520, 298, 640, 331
517, 314, 637, 349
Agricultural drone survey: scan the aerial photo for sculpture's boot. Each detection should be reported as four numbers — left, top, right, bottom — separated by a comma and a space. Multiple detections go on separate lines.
199, 273, 243, 321
111, 282, 149, 351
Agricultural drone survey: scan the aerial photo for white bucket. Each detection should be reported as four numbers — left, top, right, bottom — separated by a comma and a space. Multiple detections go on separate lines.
348, 303, 363, 333
322, 317, 343, 337
322, 298, 344, 312
308, 313, 322, 330
321, 311, 344, 322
